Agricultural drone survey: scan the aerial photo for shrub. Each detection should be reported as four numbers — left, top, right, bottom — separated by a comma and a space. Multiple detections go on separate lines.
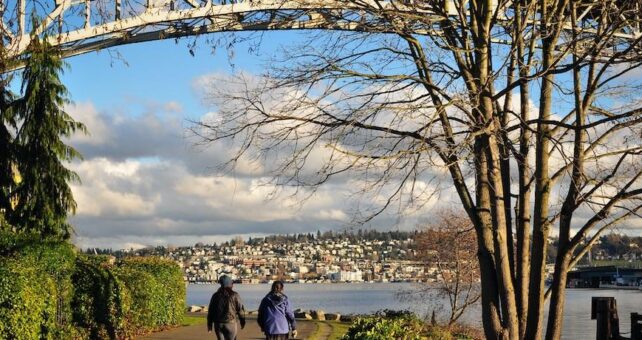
423, 325, 483, 340
341, 314, 426, 340
0, 233, 186, 339
72, 255, 185, 338
117, 257, 185, 330
0, 234, 78, 339
71, 255, 130, 339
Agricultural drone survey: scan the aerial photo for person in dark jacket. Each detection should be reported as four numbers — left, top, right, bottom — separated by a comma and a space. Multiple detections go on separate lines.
258, 281, 297, 340
207, 275, 246, 340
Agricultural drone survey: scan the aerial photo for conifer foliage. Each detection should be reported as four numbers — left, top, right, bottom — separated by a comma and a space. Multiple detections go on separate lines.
0, 46, 16, 228
3, 38, 85, 239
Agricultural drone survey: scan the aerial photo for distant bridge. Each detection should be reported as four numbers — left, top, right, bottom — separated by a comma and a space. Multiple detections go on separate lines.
2, 0, 641, 65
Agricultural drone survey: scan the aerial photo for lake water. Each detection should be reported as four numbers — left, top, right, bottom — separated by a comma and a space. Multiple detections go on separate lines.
187, 283, 642, 339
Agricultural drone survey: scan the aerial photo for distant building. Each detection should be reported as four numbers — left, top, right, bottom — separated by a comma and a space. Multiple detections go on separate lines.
330, 270, 363, 282
567, 266, 642, 288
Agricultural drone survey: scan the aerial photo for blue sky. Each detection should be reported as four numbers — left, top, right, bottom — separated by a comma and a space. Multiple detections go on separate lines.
42, 29, 642, 250
63, 33, 272, 117
57, 32, 402, 250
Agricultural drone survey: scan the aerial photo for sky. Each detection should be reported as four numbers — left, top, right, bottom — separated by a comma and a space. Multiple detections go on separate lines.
44, 28, 642, 250
59, 32, 425, 250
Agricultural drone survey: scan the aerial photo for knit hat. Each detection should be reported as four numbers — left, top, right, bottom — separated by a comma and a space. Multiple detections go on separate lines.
219, 275, 233, 288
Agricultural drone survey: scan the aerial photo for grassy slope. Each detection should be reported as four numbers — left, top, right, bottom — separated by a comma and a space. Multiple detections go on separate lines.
182, 314, 207, 326
308, 321, 351, 340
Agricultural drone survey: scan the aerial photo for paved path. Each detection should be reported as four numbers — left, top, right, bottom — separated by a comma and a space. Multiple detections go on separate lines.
139, 317, 317, 340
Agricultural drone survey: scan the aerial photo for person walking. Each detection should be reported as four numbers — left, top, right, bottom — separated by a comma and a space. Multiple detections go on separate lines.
207, 275, 246, 340
258, 281, 298, 340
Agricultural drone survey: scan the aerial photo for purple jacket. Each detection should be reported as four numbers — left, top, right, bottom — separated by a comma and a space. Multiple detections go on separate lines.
257, 292, 296, 335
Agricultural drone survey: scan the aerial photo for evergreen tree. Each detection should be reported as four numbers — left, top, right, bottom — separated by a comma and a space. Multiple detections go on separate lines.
0, 44, 15, 228
10, 38, 86, 238
0, 80, 14, 228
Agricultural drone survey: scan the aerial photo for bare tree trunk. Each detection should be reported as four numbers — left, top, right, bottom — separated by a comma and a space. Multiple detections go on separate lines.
500, 52, 516, 281
525, 0, 573, 336
546, 254, 571, 340
513, 3, 533, 337
525, 39, 554, 340
545, 3, 590, 336
475, 2, 519, 335
487, 134, 519, 340
475, 137, 506, 339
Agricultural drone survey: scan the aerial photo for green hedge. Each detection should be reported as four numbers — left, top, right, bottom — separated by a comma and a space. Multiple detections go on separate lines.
0, 234, 185, 339
116, 257, 185, 332
0, 234, 78, 339
72, 256, 185, 338
71, 255, 130, 339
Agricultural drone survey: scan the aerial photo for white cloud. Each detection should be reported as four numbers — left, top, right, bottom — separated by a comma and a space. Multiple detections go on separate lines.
65, 100, 357, 249
67, 102, 111, 145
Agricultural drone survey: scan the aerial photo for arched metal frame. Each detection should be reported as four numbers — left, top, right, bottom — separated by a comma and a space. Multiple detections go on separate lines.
1, 0, 641, 65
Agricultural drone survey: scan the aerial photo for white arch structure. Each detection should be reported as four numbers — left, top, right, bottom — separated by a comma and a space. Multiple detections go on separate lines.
1, 0, 641, 63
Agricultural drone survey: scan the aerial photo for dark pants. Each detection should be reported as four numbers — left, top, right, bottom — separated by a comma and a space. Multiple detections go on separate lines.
214, 322, 237, 340
266, 334, 289, 340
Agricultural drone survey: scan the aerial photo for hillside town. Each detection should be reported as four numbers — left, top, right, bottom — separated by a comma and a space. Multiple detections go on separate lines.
85, 231, 642, 284
98, 231, 433, 284
168, 231, 428, 284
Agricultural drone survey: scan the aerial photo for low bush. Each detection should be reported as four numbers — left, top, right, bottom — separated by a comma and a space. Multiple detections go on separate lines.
71, 255, 130, 339
119, 257, 184, 326
0, 233, 78, 339
340, 314, 426, 340
72, 256, 185, 338
0, 233, 185, 339
340, 310, 484, 340
424, 324, 482, 340
115, 257, 185, 336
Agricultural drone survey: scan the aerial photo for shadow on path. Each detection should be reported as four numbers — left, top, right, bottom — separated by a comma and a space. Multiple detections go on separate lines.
139, 316, 317, 340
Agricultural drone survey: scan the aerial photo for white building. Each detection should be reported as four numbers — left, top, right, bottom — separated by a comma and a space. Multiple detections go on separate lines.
330, 270, 363, 282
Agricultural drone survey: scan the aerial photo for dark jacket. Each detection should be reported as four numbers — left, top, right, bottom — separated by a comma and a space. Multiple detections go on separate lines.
207, 288, 246, 330
257, 292, 296, 335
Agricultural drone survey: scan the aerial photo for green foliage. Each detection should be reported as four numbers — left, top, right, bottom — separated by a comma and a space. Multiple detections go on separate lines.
0, 80, 15, 223
116, 257, 185, 334
71, 255, 130, 339
72, 256, 185, 338
8, 37, 86, 239
341, 314, 426, 340
0, 234, 78, 339
424, 325, 481, 340
0, 234, 185, 339
0, 42, 17, 227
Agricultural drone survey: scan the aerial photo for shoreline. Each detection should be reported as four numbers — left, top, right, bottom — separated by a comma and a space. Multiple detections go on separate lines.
186, 280, 422, 285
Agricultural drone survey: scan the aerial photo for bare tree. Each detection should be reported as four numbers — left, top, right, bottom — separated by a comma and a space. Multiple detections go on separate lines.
191, 1, 642, 339
403, 210, 480, 327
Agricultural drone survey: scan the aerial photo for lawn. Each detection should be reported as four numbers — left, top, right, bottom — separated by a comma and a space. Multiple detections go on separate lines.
182, 314, 207, 327
327, 321, 351, 340
308, 320, 351, 340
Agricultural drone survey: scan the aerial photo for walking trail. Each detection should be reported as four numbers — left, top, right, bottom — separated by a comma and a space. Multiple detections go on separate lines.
139, 316, 317, 340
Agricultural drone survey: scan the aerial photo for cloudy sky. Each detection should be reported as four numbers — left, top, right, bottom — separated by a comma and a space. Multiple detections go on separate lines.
60, 33, 437, 250
57, 31, 642, 250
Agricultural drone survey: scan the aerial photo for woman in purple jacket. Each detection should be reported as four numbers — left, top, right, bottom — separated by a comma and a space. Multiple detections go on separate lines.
258, 281, 297, 339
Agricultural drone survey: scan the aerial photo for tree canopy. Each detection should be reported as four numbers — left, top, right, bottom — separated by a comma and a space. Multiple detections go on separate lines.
1, 38, 85, 239
193, 1, 642, 339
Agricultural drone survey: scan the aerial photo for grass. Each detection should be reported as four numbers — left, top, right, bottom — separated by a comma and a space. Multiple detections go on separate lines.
308, 320, 351, 340
181, 313, 351, 339
182, 314, 207, 327
328, 321, 351, 340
